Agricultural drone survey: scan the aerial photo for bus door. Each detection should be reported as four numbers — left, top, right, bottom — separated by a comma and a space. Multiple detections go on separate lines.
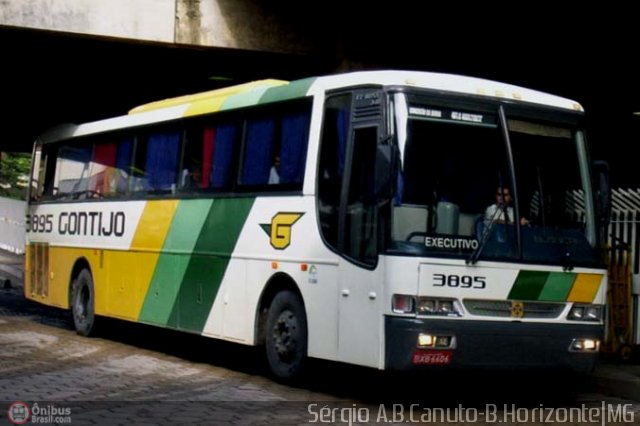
339, 93, 387, 367
319, 90, 388, 368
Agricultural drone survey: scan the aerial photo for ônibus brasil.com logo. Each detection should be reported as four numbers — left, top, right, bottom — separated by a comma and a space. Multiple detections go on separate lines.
6, 401, 72, 424
7, 401, 31, 424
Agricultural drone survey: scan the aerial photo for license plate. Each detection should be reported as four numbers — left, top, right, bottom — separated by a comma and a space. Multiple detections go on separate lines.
412, 350, 452, 365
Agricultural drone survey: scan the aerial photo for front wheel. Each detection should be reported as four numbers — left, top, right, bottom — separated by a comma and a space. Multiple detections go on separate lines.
265, 290, 308, 380
71, 269, 97, 336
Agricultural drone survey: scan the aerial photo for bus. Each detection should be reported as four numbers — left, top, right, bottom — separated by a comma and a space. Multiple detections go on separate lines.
25, 70, 609, 379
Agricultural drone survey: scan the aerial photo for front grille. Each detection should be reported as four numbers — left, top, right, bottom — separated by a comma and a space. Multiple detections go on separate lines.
463, 299, 565, 319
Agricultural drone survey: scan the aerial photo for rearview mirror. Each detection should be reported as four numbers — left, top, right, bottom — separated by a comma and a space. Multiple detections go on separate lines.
592, 160, 611, 226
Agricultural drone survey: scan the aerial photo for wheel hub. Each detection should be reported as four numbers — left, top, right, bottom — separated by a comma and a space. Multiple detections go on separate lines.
272, 310, 298, 360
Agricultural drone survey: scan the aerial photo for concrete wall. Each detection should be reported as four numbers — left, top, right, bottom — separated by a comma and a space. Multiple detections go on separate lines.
0, 0, 176, 43
0, 196, 26, 254
0, 0, 319, 54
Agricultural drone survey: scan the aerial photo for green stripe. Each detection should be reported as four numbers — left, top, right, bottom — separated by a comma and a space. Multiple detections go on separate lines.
258, 77, 316, 104
508, 271, 548, 300
139, 199, 214, 326
538, 272, 576, 301
168, 197, 255, 332
220, 87, 274, 111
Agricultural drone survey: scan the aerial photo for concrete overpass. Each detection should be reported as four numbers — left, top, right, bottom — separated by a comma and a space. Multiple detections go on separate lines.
1, 1, 639, 186
0, 0, 341, 153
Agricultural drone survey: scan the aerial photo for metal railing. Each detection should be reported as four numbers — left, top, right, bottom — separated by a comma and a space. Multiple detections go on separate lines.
0, 196, 26, 254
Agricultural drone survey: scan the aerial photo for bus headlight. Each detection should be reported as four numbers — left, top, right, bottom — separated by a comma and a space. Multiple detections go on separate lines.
392, 295, 463, 317
567, 304, 603, 321
417, 333, 457, 349
569, 338, 600, 352
417, 297, 462, 317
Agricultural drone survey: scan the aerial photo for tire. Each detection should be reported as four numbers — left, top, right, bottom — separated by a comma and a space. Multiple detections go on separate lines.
265, 290, 308, 380
70, 269, 97, 336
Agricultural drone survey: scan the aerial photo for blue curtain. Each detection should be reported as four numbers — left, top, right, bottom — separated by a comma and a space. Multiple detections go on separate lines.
145, 132, 180, 190
279, 111, 310, 184
211, 123, 238, 188
114, 138, 133, 194
116, 138, 133, 174
242, 117, 275, 185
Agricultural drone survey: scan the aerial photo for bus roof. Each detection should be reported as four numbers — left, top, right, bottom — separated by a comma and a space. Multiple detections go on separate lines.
38, 70, 583, 143
310, 70, 583, 112
128, 79, 288, 114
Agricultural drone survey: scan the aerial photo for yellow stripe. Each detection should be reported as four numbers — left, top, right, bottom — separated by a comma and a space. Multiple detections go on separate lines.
567, 273, 602, 303
184, 97, 227, 117
25, 201, 180, 319
107, 200, 179, 319
128, 80, 287, 114
130, 200, 179, 251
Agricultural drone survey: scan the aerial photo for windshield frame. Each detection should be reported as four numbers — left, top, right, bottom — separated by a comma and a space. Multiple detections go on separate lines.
385, 87, 603, 268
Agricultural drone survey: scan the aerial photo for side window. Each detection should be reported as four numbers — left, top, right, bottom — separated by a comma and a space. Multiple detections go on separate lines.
130, 134, 146, 193
180, 118, 241, 192
239, 101, 311, 189
278, 107, 311, 186
211, 122, 240, 190
343, 126, 379, 264
145, 131, 181, 193
241, 116, 276, 185
113, 137, 134, 196
87, 137, 133, 197
180, 126, 211, 191
87, 139, 117, 196
53, 143, 92, 198
131, 129, 181, 194
41, 145, 58, 199
34, 138, 132, 201
318, 94, 351, 251
30, 145, 50, 201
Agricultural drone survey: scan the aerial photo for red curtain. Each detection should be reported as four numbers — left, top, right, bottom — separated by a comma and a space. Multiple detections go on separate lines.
92, 142, 117, 194
202, 127, 216, 188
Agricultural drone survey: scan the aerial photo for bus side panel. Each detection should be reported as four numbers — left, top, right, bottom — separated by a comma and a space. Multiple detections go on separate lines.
42, 246, 101, 310
213, 258, 248, 341
135, 198, 254, 334
105, 250, 165, 321
203, 196, 340, 361
24, 200, 161, 315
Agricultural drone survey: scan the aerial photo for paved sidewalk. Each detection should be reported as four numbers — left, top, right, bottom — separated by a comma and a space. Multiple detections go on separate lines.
592, 359, 640, 402
2, 247, 640, 410
0, 249, 23, 289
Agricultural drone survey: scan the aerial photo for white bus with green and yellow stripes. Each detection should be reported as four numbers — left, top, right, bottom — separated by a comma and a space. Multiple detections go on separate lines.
26, 70, 609, 379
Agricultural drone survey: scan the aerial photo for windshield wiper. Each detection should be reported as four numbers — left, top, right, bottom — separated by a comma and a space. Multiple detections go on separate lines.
466, 209, 501, 265
536, 167, 547, 229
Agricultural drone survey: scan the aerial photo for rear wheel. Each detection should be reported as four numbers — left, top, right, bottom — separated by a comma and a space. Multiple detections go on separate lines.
265, 290, 308, 380
71, 269, 97, 336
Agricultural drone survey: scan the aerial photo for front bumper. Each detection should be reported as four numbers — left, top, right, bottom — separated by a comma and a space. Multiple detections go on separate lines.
385, 316, 602, 373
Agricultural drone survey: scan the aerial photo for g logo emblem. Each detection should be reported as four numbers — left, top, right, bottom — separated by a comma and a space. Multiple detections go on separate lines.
260, 212, 304, 250
510, 301, 524, 319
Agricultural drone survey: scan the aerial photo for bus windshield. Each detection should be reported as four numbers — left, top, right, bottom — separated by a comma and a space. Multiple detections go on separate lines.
389, 92, 601, 267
